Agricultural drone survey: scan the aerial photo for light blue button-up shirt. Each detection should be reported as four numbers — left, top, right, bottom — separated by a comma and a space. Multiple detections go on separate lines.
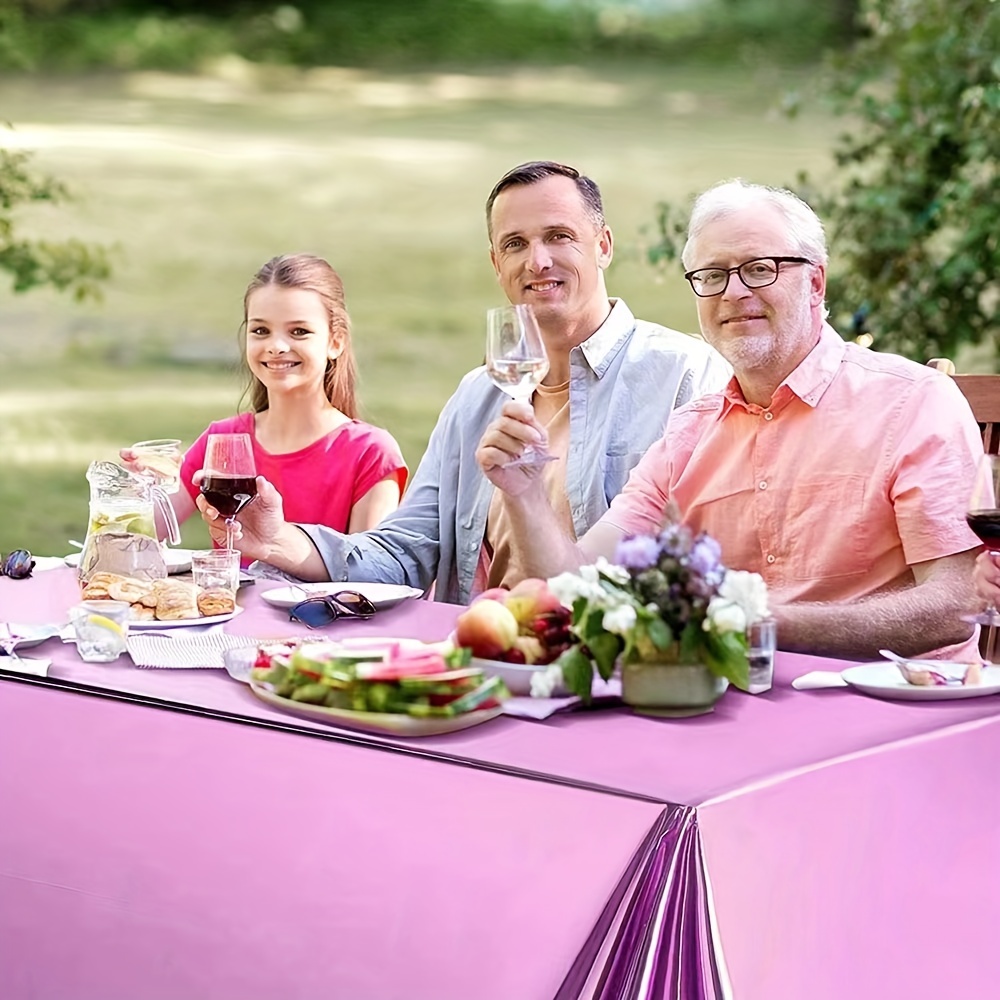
299, 299, 730, 604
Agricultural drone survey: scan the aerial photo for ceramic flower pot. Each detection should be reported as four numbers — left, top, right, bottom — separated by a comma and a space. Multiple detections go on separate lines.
621, 660, 729, 718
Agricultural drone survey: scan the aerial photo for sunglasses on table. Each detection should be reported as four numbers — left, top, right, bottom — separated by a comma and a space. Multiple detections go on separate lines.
288, 590, 378, 629
1, 549, 34, 580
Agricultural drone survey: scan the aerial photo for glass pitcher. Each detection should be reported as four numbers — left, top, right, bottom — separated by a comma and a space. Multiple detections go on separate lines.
78, 461, 182, 585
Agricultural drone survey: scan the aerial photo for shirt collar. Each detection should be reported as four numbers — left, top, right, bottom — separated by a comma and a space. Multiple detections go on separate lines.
721, 321, 846, 412
577, 298, 635, 377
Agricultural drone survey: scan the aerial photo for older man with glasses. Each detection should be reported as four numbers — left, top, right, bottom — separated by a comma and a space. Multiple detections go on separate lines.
478, 179, 984, 661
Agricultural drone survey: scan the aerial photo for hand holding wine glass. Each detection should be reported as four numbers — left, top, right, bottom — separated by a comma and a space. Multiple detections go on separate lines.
966, 453, 1000, 627
200, 433, 258, 551
485, 304, 557, 467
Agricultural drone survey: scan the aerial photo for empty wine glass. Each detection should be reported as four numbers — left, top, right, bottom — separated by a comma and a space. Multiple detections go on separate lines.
200, 433, 258, 551
485, 303, 557, 467
966, 453, 1000, 627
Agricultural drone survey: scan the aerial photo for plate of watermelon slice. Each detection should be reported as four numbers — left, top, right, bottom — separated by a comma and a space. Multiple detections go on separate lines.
242, 636, 508, 737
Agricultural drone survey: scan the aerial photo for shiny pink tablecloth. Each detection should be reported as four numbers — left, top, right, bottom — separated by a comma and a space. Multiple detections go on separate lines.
3, 569, 999, 999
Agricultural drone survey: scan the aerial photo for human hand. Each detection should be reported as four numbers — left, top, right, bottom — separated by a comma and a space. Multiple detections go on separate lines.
973, 549, 1000, 607
475, 400, 549, 497
196, 474, 286, 561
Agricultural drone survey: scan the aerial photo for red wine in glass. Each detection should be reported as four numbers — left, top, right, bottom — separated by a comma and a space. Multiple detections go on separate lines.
200, 476, 258, 518
966, 511, 1000, 547
966, 455, 1000, 628
201, 433, 257, 551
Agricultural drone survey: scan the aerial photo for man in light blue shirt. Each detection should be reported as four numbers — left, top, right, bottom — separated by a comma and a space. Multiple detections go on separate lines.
199, 161, 729, 602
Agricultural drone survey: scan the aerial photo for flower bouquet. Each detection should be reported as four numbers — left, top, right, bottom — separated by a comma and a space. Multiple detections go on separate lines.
542, 523, 770, 705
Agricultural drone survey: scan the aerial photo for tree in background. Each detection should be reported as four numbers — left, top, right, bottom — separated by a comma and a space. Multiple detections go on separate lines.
648, 0, 999, 364
0, 137, 111, 300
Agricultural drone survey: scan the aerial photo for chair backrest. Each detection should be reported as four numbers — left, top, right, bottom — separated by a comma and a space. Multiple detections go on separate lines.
928, 363, 1000, 660
950, 375, 1000, 455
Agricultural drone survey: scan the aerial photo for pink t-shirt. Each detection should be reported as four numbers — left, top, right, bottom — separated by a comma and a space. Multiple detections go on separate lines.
181, 412, 407, 533
604, 324, 983, 659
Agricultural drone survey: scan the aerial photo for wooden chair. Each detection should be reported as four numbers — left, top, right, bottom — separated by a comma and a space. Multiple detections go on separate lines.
927, 359, 1000, 659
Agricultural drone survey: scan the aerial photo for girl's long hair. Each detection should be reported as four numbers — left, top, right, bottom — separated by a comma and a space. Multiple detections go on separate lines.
240, 254, 358, 418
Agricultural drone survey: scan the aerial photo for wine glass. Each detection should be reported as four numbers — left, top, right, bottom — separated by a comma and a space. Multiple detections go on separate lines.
200, 433, 258, 551
966, 453, 1000, 627
485, 304, 557, 467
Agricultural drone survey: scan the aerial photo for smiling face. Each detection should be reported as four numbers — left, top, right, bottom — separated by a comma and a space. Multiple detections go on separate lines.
489, 174, 613, 352
687, 202, 826, 387
245, 284, 343, 401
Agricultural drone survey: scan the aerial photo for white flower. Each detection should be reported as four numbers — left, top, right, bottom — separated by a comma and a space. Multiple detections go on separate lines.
705, 597, 747, 634
717, 570, 770, 624
594, 556, 630, 586
530, 664, 565, 698
602, 603, 637, 636
547, 571, 591, 607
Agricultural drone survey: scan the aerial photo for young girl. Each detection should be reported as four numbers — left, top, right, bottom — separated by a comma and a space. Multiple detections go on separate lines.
124, 254, 407, 535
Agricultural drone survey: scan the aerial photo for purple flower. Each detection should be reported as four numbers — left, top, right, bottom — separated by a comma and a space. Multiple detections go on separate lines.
688, 534, 722, 578
658, 523, 693, 558
615, 534, 661, 571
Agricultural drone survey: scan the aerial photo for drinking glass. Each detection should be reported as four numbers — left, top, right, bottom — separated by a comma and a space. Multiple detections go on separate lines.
70, 600, 130, 662
131, 438, 182, 494
191, 549, 240, 596
966, 454, 1000, 627
485, 304, 557, 467
200, 433, 258, 551
746, 617, 777, 694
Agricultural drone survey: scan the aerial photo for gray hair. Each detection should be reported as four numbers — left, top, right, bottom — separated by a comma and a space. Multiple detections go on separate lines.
681, 179, 828, 269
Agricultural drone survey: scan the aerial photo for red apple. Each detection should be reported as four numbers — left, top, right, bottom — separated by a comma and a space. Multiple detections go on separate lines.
472, 587, 510, 604
454, 599, 519, 659
504, 578, 567, 627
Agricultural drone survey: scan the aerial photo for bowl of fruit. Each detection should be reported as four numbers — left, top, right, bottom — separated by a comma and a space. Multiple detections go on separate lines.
453, 579, 576, 696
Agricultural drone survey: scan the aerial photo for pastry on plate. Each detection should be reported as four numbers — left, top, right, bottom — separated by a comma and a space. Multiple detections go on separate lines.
81, 571, 126, 600
154, 581, 201, 621
108, 577, 155, 605
197, 587, 236, 617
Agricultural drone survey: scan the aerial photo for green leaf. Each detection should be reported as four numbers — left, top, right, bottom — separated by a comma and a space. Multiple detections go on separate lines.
587, 632, 622, 681
646, 616, 673, 651
557, 647, 596, 703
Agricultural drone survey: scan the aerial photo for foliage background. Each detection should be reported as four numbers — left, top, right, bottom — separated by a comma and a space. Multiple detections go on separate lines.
0, 0, 996, 558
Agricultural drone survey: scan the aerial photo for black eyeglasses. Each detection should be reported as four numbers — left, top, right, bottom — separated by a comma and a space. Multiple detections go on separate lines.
684, 256, 814, 298
289, 590, 377, 629
1, 549, 34, 580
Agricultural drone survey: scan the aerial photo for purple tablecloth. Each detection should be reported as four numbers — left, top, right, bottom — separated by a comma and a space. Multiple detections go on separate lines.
3, 569, 999, 998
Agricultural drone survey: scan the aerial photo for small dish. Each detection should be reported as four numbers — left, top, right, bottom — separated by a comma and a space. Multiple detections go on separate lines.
840, 661, 1000, 701
260, 582, 423, 612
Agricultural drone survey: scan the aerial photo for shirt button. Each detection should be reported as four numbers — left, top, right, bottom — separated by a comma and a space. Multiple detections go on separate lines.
764, 411, 774, 421
766, 554, 776, 564
759, 481, 767, 490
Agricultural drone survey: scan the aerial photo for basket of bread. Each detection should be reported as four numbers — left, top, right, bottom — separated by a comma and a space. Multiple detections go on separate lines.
81, 572, 236, 621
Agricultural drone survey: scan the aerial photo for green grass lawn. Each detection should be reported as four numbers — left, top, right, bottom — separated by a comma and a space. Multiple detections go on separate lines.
0, 62, 838, 556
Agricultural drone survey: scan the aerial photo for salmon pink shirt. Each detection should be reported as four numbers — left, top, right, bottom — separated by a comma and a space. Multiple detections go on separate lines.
604, 324, 983, 660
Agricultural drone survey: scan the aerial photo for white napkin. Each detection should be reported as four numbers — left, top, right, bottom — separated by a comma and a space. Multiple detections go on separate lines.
126, 632, 252, 669
503, 677, 622, 720
791, 670, 849, 691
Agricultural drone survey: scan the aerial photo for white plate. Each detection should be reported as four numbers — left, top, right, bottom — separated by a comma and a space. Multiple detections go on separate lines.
249, 681, 503, 737
840, 661, 1000, 701
129, 606, 244, 630
470, 655, 566, 697
64, 548, 194, 575
0, 624, 62, 650
260, 581, 424, 611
